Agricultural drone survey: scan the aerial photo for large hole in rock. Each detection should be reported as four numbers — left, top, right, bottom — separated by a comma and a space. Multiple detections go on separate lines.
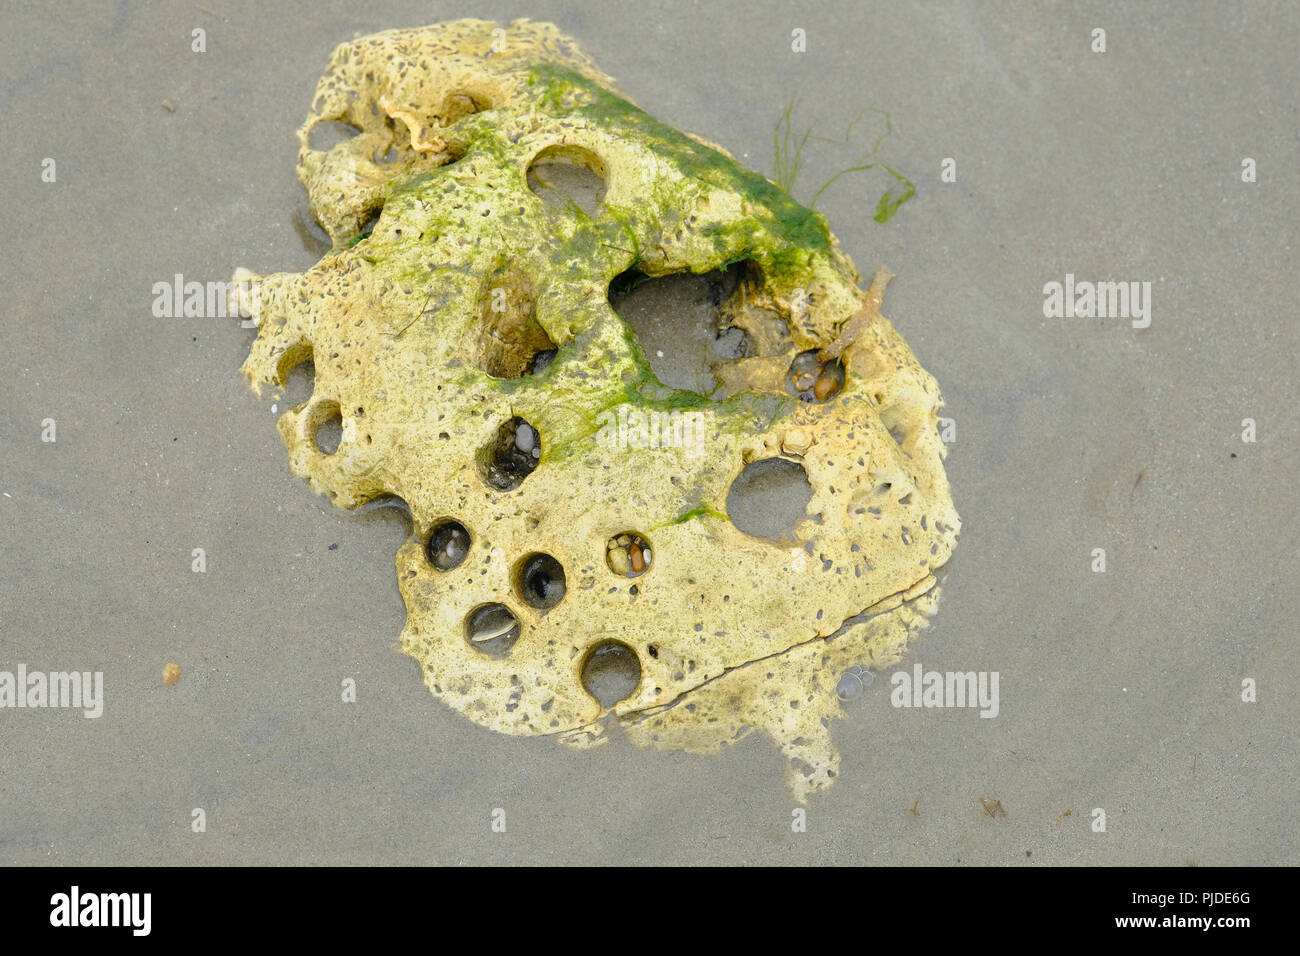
580, 641, 642, 708
308, 119, 363, 152
292, 209, 333, 257
726, 458, 813, 542
353, 494, 414, 542
439, 90, 491, 125
607, 261, 754, 396
427, 519, 471, 571
515, 552, 566, 610
312, 400, 342, 455
348, 208, 382, 247
527, 144, 607, 217
477, 417, 541, 492
465, 604, 521, 657
473, 267, 557, 378
277, 347, 315, 408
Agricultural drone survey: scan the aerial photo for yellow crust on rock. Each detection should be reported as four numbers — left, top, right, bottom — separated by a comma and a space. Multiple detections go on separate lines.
232, 19, 960, 801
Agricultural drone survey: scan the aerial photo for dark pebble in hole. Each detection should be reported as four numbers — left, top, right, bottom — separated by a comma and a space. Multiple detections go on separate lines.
580, 641, 641, 708
465, 603, 521, 657
427, 520, 471, 571
517, 552, 566, 610
529, 349, 557, 375
479, 416, 541, 491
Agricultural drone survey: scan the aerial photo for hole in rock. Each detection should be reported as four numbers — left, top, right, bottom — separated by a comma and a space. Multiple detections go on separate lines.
465, 603, 521, 657
478, 417, 541, 491
787, 350, 844, 403
527, 144, 607, 217
606, 532, 652, 577
607, 261, 754, 396
427, 519, 471, 571
352, 209, 381, 244
474, 268, 557, 378
726, 458, 812, 542
278, 350, 315, 408
308, 120, 363, 152
312, 401, 342, 455
291, 209, 333, 258
580, 641, 642, 708
528, 349, 557, 375
879, 404, 909, 448
515, 553, 566, 610
439, 90, 491, 125
353, 494, 413, 540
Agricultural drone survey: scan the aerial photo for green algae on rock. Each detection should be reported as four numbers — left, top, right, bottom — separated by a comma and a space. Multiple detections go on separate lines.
231, 18, 959, 801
